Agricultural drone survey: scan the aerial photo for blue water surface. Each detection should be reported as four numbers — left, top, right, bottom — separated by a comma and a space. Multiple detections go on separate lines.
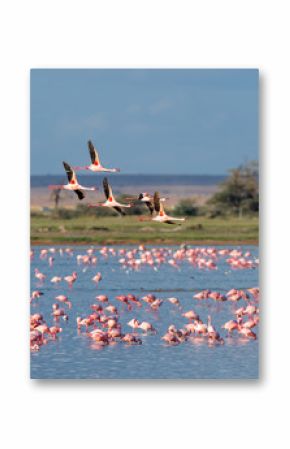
30, 245, 259, 379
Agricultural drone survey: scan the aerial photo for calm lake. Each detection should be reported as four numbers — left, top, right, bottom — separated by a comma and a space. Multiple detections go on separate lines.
30, 245, 259, 379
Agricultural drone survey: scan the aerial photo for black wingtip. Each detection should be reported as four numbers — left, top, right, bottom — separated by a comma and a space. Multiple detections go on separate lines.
75, 190, 85, 200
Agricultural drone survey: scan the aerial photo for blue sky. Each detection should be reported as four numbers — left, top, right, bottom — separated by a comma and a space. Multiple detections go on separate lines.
31, 69, 258, 175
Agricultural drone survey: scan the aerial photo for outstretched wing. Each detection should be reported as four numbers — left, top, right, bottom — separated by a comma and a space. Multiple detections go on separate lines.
103, 177, 114, 200
74, 190, 85, 200
113, 206, 125, 216
88, 140, 100, 165
153, 192, 160, 212
153, 191, 165, 215
63, 161, 77, 184
145, 201, 154, 215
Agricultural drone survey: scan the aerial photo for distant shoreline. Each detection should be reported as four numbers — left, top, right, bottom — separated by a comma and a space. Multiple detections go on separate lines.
31, 173, 226, 187
31, 239, 258, 246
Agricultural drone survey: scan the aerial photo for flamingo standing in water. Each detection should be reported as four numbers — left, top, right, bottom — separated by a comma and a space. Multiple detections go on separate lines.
30, 290, 44, 302
55, 295, 72, 308
48, 162, 96, 200
92, 272, 102, 285
139, 321, 156, 334
127, 318, 140, 332
152, 192, 185, 225
74, 140, 120, 173
64, 271, 77, 288
51, 276, 62, 284
167, 297, 181, 307
34, 268, 46, 283
95, 294, 108, 303
89, 177, 132, 216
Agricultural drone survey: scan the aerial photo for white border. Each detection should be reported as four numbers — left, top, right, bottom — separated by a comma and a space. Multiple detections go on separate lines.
1, 1, 289, 447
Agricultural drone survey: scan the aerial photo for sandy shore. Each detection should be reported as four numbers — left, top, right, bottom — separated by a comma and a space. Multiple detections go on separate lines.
31, 184, 219, 209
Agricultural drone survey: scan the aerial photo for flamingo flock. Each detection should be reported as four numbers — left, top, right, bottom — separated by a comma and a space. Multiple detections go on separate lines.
48, 139, 184, 221
31, 140, 259, 364
30, 244, 259, 352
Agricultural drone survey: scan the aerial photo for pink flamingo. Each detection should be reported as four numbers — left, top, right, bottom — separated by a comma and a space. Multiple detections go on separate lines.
74, 140, 120, 173
95, 294, 108, 302
122, 334, 142, 344
30, 290, 44, 302
238, 327, 257, 339
49, 326, 62, 339
34, 268, 46, 283
89, 178, 132, 216
127, 318, 140, 331
162, 333, 179, 344
221, 318, 241, 335
139, 321, 156, 333
64, 271, 77, 288
105, 305, 118, 314
182, 310, 199, 321
167, 297, 181, 306
55, 295, 72, 308
92, 272, 102, 285
48, 161, 96, 200
51, 276, 62, 284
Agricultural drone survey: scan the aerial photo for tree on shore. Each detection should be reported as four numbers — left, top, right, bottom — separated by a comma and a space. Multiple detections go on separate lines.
207, 161, 259, 217
50, 188, 62, 209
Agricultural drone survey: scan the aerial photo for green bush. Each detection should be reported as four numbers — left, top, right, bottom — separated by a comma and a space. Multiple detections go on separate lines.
174, 198, 199, 216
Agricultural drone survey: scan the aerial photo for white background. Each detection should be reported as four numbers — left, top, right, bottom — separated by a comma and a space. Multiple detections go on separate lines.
1, 1, 289, 447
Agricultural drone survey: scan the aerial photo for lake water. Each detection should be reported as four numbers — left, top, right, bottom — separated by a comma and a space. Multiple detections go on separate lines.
30, 245, 259, 379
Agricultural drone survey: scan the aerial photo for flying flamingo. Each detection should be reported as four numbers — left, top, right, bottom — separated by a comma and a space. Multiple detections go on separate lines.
152, 192, 185, 224
125, 193, 168, 215
74, 140, 120, 173
89, 177, 132, 216
137, 193, 155, 215
48, 161, 96, 200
